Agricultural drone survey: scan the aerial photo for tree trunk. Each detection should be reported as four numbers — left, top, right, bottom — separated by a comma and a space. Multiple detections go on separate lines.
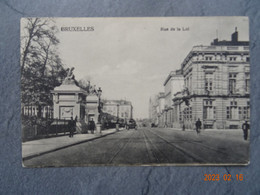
21, 18, 39, 74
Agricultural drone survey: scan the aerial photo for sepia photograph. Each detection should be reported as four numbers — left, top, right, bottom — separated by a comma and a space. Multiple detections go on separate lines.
21, 17, 250, 167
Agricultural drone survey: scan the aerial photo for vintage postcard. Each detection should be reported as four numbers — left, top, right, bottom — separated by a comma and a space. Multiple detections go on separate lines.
21, 17, 250, 167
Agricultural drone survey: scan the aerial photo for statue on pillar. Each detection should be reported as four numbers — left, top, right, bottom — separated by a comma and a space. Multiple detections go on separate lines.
63, 67, 76, 85
89, 84, 97, 94
67, 67, 75, 80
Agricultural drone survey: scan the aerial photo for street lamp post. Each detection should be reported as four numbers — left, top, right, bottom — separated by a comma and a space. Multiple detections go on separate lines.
116, 104, 119, 131
125, 112, 127, 129
96, 87, 102, 134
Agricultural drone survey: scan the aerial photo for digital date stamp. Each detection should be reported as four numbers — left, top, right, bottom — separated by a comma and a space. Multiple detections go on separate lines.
204, 174, 244, 181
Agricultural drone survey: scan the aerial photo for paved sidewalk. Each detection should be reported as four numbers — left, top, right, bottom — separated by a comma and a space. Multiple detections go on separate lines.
22, 128, 123, 160
163, 127, 245, 132
156, 127, 248, 142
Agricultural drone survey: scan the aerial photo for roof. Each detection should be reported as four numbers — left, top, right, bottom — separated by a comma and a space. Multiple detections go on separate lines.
51, 83, 86, 94
181, 30, 249, 70
163, 69, 183, 86
211, 30, 249, 46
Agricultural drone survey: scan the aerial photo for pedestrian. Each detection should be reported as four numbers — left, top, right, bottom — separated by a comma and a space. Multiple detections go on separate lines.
242, 121, 250, 140
69, 117, 74, 138
89, 118, 95, 134
73, 116, 77, 135
195, 118, 202, 134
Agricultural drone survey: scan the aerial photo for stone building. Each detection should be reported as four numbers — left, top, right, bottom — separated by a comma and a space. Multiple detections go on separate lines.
157, 92, 165, 127
163, 70, 184, 128
173, 29, 250, 129
149, 95, 159, 126
103, 99, 133, 122
51, 79, 87, 121
149, 92, 165, 127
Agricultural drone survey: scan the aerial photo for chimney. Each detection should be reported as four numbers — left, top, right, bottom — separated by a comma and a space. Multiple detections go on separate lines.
231, 27, 238, 43
211, 38, 218, 46
214, 38, 218, 45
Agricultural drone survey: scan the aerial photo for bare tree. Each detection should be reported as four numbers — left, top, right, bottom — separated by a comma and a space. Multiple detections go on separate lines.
21, 18, 66, 117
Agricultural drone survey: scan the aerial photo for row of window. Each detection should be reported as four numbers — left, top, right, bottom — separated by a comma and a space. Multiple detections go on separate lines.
185, 72, 250, 94
195, 56, 249, 62
104, 109, 130, 118
204, 72, 250, 93
181, 106, 250, 120
180, 101, 250, 121
205, 72, 213, 91
182, 107, 192, 121
226, 106, 250, 120
229, 73, 250, 94
103, 106, 130, 112
184, 74, 192, 91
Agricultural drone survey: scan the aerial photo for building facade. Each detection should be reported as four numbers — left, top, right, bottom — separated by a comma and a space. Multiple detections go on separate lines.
103, 99, 133, 122
157, 92, 165, 127
149, 92, 165, 127
163, 70, 184, 128
52, 80, 87, 121
148, 96, 157, 123
173, 30, 250, 129
149, 95, 158, 125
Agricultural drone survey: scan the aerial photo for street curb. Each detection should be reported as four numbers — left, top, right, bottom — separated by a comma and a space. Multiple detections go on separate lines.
22, 130, 120, 161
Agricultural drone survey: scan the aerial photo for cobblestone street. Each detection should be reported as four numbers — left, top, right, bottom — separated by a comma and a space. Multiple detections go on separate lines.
23, 128, 249, 167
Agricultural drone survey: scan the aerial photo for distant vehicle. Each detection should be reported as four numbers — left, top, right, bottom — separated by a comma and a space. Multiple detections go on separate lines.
126, 119, 137, 130
151, 123, 157, 128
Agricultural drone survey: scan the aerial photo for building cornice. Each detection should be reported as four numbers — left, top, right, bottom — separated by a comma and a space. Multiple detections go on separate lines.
163, 70, 182, 86
181, 45, 249, 70
173, 93, 250, 102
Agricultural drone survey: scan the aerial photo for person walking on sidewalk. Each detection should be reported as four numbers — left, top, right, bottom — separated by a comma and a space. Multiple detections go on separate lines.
182, 121, 185, 131
242, 121, 250, 140
195, 118, 202, 134
89, 118, 95, 134
68, 117, 75, 138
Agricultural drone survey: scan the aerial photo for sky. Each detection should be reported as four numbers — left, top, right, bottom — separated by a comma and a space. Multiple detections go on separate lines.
54, 17, 249, 119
